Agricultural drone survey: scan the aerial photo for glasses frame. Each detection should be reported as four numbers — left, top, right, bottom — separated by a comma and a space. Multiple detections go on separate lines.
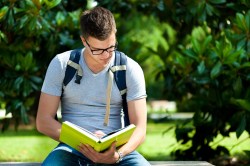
84, 38, 118, 55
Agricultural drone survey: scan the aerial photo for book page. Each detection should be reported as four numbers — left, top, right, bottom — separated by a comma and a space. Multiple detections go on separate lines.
70, 122, 99, 140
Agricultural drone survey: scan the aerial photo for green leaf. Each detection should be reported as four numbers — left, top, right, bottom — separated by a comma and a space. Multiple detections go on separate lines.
175, 53, 188, 68
0, 30, 7, 43
197, 60, 205, 74
193, 76, 210, 84
192, 38, 201, 54
40, 17, 51, 31
209, 0, 226, 4
6, 8, 15, 29
183, 49, 199, 61
0, 6, 8, 20
235, 13, 247, 31
205, 3, 214, 16
44, 0, 62, 9
240, 62, 250, 69
28, 17, 37, 31
233, 77, 242, 96
30, 76, 42, 84
56, 11, 65, 26
14, 77, 24, 90
23, 52, 33, 68
210, 61, 222, 79
32, 0, 41, 9
202, 35, 212, 51
224, 49, 243, 64
231, 99, 250, 112
246, 11, 250, 30
17, 15, 29, 30
236, 116, 246, 138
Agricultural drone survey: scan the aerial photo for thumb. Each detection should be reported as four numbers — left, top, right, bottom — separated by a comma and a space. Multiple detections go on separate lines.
111, 141, 117, 151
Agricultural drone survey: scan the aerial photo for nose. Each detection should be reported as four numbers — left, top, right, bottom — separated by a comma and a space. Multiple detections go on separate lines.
100, 50, 111, 58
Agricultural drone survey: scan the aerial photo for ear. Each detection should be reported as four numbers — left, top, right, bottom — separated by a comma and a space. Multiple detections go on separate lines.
80, 36, 86, 46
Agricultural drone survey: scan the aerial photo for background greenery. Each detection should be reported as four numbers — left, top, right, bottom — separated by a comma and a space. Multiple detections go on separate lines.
1, 121, 250, 165
0, 0, 250, 164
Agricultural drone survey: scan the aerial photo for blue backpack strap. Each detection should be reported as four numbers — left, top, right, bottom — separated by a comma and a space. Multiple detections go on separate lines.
112, 51, 129, 126
63, 49, 82, 86
59, 49, 82, 120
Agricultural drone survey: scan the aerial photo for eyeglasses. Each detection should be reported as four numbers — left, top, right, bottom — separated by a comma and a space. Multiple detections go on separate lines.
85, 39, 118, 55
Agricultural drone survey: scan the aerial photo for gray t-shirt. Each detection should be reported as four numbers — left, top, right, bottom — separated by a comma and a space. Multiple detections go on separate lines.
41, 48, 146, 134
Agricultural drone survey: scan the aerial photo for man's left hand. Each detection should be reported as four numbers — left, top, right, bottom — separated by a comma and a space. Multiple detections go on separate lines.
78, 142, 119, 164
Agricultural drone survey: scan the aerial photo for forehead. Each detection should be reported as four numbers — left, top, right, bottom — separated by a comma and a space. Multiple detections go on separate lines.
87, 33, 116, 49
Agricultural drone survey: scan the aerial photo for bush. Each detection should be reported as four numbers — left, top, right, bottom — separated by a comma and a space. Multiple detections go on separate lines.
97, 0, 250, 160
0, 0, 85, 130
0, 0, 250, 161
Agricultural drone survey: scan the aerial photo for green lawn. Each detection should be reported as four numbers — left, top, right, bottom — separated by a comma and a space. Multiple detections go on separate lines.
0, 121, 249, 162
0, 130, 58, 162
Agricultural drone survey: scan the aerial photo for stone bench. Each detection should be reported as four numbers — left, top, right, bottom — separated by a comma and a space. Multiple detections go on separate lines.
0, 161, 214, 166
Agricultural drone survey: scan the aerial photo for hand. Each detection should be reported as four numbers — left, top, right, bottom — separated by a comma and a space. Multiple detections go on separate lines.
93, 130, 106, 138
78, 142, 119, 164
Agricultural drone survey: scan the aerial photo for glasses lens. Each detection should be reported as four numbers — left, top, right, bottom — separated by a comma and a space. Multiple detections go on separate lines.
92, 50, 104, 55
92, 46, 117, 55
107, 46, 116, 52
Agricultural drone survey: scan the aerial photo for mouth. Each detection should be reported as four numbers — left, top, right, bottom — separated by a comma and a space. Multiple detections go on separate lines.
100, 58, 112, 64
100, 54, 112, 61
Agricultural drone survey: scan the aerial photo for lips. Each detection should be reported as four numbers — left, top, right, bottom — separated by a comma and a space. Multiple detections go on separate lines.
100, 54, 112, 61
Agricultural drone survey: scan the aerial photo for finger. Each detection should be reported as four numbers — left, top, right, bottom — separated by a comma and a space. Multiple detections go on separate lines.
78, 143, 87, 156
78, 143, 84, 150
111, 141, 117, 152
78, 144, 98, 162
85, 144, 96, 153
94, 130, 106, 138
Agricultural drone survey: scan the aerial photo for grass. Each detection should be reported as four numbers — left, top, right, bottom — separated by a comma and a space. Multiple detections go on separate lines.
0, 130, 58, 162
138, 121, 177, 161
0, 120, 250, 162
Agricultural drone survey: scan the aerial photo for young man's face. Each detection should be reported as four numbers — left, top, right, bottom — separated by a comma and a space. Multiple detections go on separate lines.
81, 33, 116, 66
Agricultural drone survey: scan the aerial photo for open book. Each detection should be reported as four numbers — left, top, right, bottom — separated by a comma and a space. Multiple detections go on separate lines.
59, 121, 136, 152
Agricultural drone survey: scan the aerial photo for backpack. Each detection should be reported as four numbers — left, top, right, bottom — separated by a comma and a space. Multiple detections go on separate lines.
62, 49, 130, 127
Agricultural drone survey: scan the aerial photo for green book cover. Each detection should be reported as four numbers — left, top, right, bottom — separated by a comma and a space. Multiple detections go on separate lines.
59, 121, 136, 152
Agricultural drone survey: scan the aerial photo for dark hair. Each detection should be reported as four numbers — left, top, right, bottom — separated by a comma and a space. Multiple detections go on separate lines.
80, 6, 116, 40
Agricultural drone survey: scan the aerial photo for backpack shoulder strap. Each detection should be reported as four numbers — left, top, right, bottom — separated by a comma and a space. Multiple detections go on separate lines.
112, 51, 127, 95
63, 49, 83, 86
110, 51, 129, 126
58, 49, 82, 120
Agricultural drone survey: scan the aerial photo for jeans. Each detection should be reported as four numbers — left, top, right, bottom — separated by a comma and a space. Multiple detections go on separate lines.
42, 143, 151, 166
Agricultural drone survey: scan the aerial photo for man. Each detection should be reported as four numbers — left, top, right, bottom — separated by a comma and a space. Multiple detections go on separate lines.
36, 6, 150, 166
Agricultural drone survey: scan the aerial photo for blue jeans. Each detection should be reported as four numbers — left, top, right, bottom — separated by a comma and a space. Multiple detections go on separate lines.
42, 143, 151, 166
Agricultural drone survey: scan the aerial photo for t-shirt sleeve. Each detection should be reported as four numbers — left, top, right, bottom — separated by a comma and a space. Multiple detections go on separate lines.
41, 54, 67, 96
126, 57, 147, 101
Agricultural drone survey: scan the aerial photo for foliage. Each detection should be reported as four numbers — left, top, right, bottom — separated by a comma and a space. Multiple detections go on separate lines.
1, 0, 250, 162
97, 0, 250, 161
0, 0, 86, 130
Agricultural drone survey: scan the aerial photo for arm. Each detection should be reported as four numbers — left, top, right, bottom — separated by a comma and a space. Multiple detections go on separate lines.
36, 92, 62, 141
116, 98, 147, 155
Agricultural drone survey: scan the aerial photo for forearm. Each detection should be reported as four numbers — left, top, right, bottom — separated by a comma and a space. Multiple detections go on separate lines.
119, 98, 148, 157
36, 115, 62, 141
117, 125, 146, 156
36, 93, 62, 141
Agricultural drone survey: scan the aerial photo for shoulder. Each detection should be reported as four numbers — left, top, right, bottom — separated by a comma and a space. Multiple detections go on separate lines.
55, 50, 72, 64
48, 50, 72, 69
116, 51, 142, 71
125, 55, 143, 74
